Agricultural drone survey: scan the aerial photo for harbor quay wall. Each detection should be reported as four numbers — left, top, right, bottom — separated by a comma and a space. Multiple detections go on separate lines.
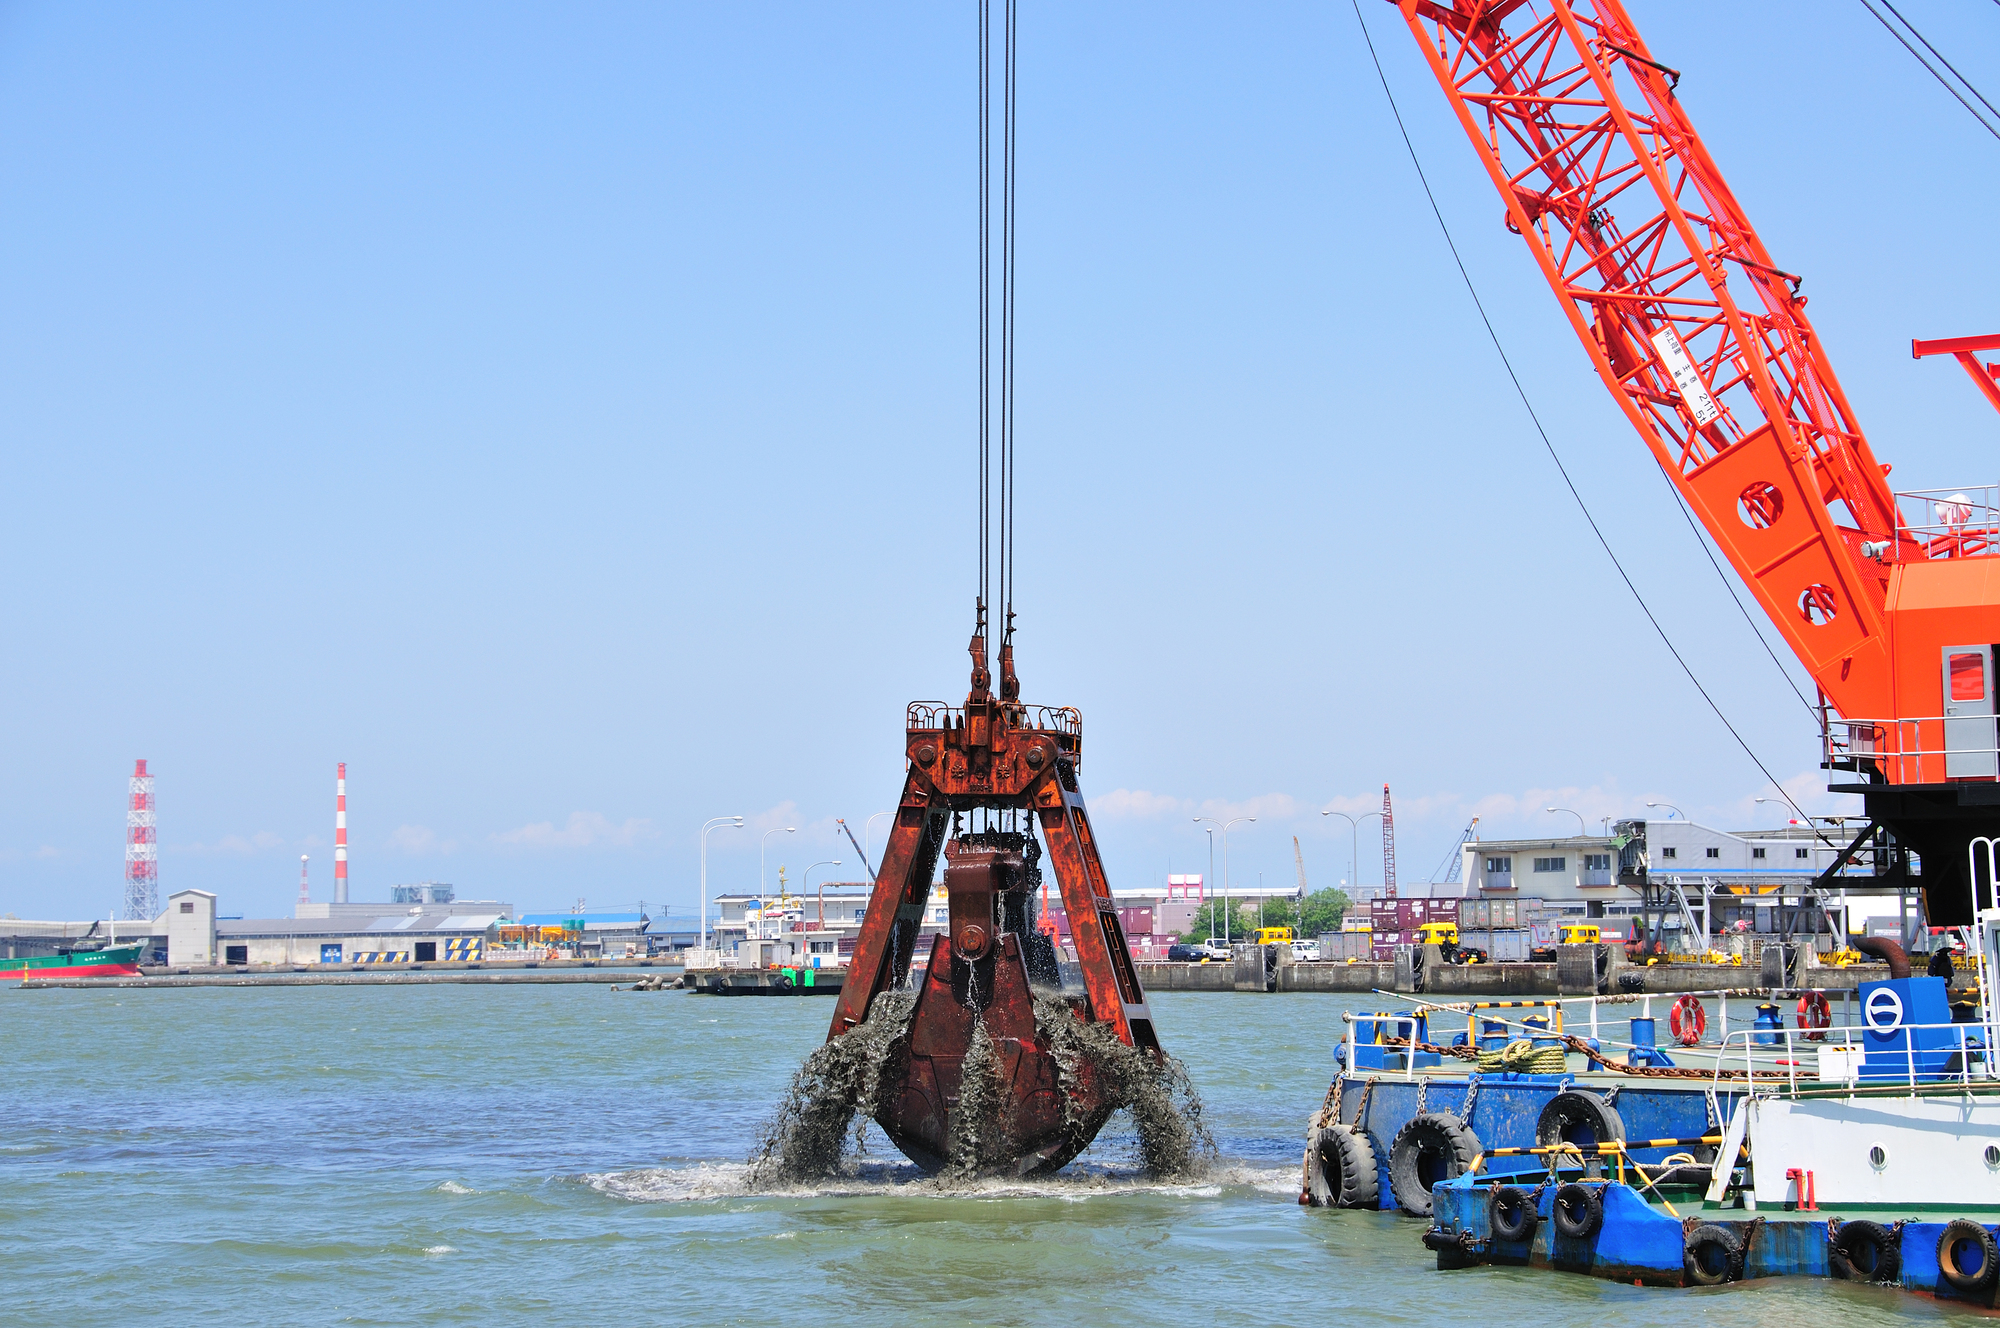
1133, 958, 1894, 996
139, 957, 681, 977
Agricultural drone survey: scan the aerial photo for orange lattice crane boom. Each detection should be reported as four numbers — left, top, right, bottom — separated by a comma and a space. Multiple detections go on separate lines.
1388, 0, 2000, 920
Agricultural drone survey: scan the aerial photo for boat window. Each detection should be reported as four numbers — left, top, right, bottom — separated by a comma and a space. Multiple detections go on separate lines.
1951, 652, 1986, 701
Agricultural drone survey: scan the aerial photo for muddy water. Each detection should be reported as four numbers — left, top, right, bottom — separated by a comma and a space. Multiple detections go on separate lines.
0, 986, 1946, 1325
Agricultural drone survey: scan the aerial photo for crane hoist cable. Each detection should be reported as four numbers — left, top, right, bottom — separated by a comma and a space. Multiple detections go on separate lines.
1347, 0, 1826, 840
977, 0, 1019, 647
1858, 0, 2000, 144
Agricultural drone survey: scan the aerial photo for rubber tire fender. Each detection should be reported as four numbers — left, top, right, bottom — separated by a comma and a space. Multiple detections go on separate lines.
774, 972, 795, 991
1827, 1219, 1900, 1284
1388, 1112, 1481, 1218
1302, 1122, 1380, 1210
1552, 1182, 1603, 1241
1487, 1184, 1538, 1243
1683, 1223, 1745, 1286
1535, 1089, 1626, 1151
1938, 1220, 2000, 1294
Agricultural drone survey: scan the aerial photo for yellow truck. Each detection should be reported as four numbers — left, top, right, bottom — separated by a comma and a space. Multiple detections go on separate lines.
1413, 920, 1486, 965
1252, 926, 1296, 946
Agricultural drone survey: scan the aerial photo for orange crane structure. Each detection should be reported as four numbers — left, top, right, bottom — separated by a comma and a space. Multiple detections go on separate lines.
1386, 0, 2000, 923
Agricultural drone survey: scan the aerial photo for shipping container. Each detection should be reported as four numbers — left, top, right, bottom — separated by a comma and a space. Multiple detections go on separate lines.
1318, 930, 1374, 960
1461, 928, 1532, 962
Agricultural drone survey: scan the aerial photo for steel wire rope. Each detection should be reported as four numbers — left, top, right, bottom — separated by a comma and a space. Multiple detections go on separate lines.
1654, 461, 1820, 725
1859, 0, 2000, 144
1000, 0, 1019, 628
979, 0, 992, 620
1349, 0, 1824, 833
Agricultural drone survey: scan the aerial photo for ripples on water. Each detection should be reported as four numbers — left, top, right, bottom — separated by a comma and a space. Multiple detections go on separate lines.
0, 987, 1947, 1325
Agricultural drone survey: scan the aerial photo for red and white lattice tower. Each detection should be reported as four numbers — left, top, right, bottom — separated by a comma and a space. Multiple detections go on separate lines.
297, 854, 311, 908
1380, 783, 1397, 900
124, 759, 158, 920
334, 763, 349, 904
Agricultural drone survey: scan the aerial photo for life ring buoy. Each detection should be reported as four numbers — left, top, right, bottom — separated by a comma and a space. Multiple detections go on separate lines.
1669, 995, 1706, 1047
1797, 990, 1832, 1042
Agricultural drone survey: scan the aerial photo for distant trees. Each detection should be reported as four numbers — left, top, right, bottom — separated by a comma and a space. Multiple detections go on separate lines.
1176, 888, 1351, 942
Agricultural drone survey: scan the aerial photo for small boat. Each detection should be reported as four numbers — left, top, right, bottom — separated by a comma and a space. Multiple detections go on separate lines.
0, 943, 144, 981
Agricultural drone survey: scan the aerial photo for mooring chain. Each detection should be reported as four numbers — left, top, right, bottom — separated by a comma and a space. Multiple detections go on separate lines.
1460, 1074, 1479, 1127
1415, 1078, 1429, 1116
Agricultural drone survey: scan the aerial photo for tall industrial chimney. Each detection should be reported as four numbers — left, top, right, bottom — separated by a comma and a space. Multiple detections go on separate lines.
124, 759, 158, 920
334, 763, 349, 904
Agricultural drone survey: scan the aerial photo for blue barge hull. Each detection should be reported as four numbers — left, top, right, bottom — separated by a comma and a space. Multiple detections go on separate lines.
1320, 1069, 1739, 1208
1427, 1174, 2000, 1306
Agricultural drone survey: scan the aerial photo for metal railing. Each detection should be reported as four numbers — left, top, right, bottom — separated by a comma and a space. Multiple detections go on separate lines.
906, 701, 1082, 740
1821, 713, 2000, 785
1711, 1019, 1991, 1098
1895, 485, 2000, 559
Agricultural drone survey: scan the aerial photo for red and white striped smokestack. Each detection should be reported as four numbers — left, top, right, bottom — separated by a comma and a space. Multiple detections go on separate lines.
334, 762, 349, 904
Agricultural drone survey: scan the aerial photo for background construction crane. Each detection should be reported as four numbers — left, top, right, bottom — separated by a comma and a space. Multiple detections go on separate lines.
1427, 817, 1479, 886
1380, 783, 1396, 900
1387, 0, 2000, 923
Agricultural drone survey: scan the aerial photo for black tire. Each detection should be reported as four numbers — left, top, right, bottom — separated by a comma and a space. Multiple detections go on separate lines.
1303, 1122, 1380, 1210
1535, 1089, 1625, 1152
774, 972, 795, 991
1684, 1223, 1744, 1286
1388, 1112, 1481, 1218
1552, 1182, 1603, 1241
1938, 1221, 2000, 1293
1488, 1184, 1538, 1243
1828, 1219, 1900, 1283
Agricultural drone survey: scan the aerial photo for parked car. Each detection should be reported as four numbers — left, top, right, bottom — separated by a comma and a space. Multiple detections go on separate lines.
1165, 943, 1206, 962
1291, 941, 1322, 962
1199, 941, 1233, 961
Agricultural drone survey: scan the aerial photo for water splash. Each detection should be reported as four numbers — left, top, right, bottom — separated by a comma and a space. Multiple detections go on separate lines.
941, 1016, 1003, 1181
748, 990, 914, 1186
1035, 995, 1216, 1179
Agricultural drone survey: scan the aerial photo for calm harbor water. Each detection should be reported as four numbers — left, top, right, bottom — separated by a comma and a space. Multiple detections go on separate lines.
0, 985, 1960, 1325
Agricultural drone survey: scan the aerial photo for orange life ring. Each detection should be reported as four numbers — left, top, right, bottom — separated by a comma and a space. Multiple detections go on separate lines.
1797, 989, 1832, 1041
1669, 994, 1706, 1046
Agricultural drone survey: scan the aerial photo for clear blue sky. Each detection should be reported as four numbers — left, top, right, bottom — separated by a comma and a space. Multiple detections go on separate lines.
3, 2, 1995, 922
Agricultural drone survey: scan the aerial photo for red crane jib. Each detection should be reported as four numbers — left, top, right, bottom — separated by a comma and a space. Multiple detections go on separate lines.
1386, 0, 2000, 922
1387, 0, 2000, 775
826, 629, 1162, 1174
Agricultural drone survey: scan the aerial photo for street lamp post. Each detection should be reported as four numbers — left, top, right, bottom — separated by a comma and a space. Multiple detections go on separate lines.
1193, 816, 1255, 945
1546, 806, 1587, 838
863, 811, 894, 876
1322, 809, 1384, 900
1202, 826, 1216, 940
699, 816, 745, 954
1645, 800, 1686, 821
